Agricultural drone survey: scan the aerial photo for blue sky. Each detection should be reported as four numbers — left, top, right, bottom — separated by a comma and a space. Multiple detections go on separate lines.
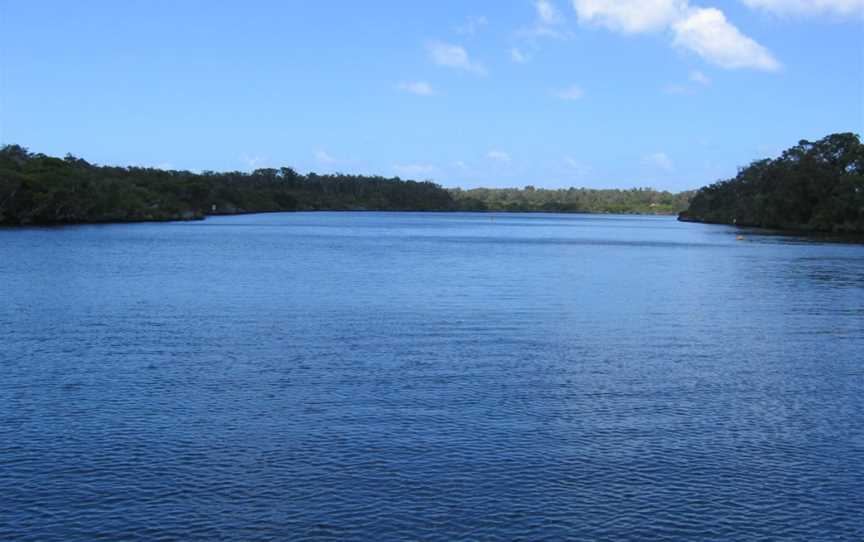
1, 0, 862, 191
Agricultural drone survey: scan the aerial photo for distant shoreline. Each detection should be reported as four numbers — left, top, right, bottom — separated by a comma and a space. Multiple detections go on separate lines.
1, 208, 681, 228
0, 145, 693, 227
6, 209, 862, 244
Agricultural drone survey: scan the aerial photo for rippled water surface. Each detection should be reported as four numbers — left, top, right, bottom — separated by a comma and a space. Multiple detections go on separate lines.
2, 212, 863, 541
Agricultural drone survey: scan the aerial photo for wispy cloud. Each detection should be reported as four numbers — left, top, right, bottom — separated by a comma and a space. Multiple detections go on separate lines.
510, 47, 531, 63
663, 83, 692, 95
487, 150, 512, 162
690, 70, 711, 85
564, 156, 592, 176
427, 41, 486, 74
741, 0, 864, 18
393, 163, 438, 178
554, 84, 585, 100
315, 150, 336, 164
664, 70, 712, 95
241, 153, 265, 169
455, 15, 489, 35
572, 0, 781, 71
643, 152, 675, 172
397, 81, 436, 96
518, 0, 572, 39
536, 0, 564, 24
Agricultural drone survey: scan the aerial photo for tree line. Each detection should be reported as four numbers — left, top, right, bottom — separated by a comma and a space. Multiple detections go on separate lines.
1, 144, 693, 226
679, 133, 863, 233
0, 145, 454, 225
450, 186, 692, 214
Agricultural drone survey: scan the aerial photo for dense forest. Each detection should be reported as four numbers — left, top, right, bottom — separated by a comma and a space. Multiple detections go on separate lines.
679, 133, 864, 233
0, 145, 692, 225
0, 145, 454, 225
2, 135, 861, 228
451, 186, 692, 214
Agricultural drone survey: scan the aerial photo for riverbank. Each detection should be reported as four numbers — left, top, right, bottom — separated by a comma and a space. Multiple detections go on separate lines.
676, 133, 862, 235
2, 207, 684, 227
1, 144, 691, 226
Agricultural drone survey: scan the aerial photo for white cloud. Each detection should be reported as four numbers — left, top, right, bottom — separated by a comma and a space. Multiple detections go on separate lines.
455, 15, 489, 35
571, 0, 780, 71
643, 152, 675, 171
427, 41, 486, 74
487, 150, 511, 162
573, 0, 687, 33
554, 84, 585, 100
518, 0, 572, 39
393, 164, 437, 177
741, 0, 864, 17
314, 150, 335, 164
673, 8, 781, 71
690, 69, 711, 85
397, 81, 436, 96
536, 0, 564, 24
510, 47, 531, 63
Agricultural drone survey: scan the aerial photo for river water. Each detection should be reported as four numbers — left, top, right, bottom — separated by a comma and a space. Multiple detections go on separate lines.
1, 212, 862, 540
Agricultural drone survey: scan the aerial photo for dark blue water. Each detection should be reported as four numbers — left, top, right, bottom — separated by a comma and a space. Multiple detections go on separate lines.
2, 212, 863, 541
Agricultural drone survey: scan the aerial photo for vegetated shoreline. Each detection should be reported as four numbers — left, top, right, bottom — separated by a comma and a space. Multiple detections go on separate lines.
0, 144, 692, 226
0, 207, 683, 228
679, 214, 864, 244
677, 132, 863, 235
12, 132, 862, 232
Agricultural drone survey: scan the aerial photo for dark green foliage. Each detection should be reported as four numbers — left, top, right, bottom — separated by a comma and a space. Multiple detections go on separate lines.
0, 146, 458, 225
450, 186, 693, 215
679, 133, 864, 233
0, 145, 696, 226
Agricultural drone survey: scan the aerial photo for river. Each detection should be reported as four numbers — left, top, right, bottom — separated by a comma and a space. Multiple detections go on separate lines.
2, 212, 862, 540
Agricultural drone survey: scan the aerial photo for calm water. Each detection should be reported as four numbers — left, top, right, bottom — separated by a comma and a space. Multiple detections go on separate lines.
1, 212, 863, 541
